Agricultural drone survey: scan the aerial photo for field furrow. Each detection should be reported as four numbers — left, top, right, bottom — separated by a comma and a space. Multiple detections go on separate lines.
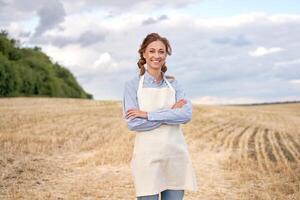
216, 120, 245, 151
193, 121, 229, 139
280, 132, 300, 162
268, 130, 286, 166
259, 129, 275, 175
274, 132, 296, 163
247, 127, 259, 161
237, 126, 253, 161
254, 129, 268, 172
208, 121, 240, 151
262, 129, 277, 163
285, 132, 300, 154
269, 130, 300, 193
230, 126, 250, 153
214, 124, 240, 151
197, 120, 233, 142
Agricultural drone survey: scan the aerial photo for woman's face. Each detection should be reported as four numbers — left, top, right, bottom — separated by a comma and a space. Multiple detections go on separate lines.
143, 40, 167, 71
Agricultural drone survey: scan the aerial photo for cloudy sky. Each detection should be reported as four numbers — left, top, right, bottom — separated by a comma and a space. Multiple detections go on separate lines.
1, 0, 300, 104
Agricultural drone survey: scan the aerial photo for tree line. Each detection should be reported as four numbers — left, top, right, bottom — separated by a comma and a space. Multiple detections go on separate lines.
0, 30, 93, 99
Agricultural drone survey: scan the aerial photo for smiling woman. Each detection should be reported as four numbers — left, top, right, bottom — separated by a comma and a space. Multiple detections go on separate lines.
122, 33, 198, 200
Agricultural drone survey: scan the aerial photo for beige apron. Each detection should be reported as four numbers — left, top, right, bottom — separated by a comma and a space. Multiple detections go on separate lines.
130, 74, 198, 197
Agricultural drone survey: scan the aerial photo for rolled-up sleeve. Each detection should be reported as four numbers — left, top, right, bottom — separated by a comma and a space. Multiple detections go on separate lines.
122, 79, 162, 132
147, 79, 192, 124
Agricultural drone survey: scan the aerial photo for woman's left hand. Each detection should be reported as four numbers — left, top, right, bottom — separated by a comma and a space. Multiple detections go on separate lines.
126, 108, 148, 119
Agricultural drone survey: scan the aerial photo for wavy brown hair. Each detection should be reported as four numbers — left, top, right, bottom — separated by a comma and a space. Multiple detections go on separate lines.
137, 33, 172, 76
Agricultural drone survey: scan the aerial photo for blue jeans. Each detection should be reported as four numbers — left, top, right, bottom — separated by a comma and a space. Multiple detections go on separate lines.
137, 189, 184, 200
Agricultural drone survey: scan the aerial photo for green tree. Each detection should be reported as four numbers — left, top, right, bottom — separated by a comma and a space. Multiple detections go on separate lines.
0, 30, 93, 99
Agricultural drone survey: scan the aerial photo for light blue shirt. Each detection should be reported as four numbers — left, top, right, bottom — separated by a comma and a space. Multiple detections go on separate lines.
122, 70, 192, 132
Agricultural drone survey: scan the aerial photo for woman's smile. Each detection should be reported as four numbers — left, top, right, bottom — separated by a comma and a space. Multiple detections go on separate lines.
152, 60, 161, 64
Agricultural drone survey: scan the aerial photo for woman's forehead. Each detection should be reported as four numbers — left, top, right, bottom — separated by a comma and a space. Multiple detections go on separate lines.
147, 40, 166, 49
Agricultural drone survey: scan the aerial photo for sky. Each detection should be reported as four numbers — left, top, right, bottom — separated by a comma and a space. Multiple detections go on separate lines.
1, 0, 300, 104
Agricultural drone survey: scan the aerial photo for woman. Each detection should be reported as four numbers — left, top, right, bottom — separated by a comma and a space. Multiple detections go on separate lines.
123, 33, 197, 200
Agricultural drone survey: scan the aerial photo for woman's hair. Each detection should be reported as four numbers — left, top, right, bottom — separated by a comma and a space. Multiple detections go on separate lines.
137, 33, 172, 76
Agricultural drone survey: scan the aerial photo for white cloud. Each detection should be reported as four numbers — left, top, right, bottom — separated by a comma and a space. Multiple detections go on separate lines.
275, 59, 300, 66
269, 14, 300, 23
249, 47, 283, 57
93, 52, 111, 67
93, 52, 120, 72
42, 44, 98, 71
290, 79, 300, 85
187, 12, 300, 29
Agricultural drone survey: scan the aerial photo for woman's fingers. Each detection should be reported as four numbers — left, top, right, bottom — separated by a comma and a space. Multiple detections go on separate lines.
127, 113, 137, 119
178, 99, 187, 104
174, 99, 184, 106
127, 111, 137, 116
172, 99, 187, 109
177, 99, 184, 104
126, 109, 145, 119
126, 109, 137, 118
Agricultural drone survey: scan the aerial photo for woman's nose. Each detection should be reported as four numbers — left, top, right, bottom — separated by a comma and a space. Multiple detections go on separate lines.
154, 52, 160, 58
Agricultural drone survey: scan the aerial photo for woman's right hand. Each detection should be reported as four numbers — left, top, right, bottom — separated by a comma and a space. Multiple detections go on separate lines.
171, 99, 187, 109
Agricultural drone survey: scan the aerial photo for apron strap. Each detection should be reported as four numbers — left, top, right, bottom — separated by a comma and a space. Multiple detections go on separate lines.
138, 75, 145, 91
163, 76, 174, 90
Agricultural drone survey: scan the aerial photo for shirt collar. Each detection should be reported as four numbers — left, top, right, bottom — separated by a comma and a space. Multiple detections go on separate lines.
144, 70, 165, 85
